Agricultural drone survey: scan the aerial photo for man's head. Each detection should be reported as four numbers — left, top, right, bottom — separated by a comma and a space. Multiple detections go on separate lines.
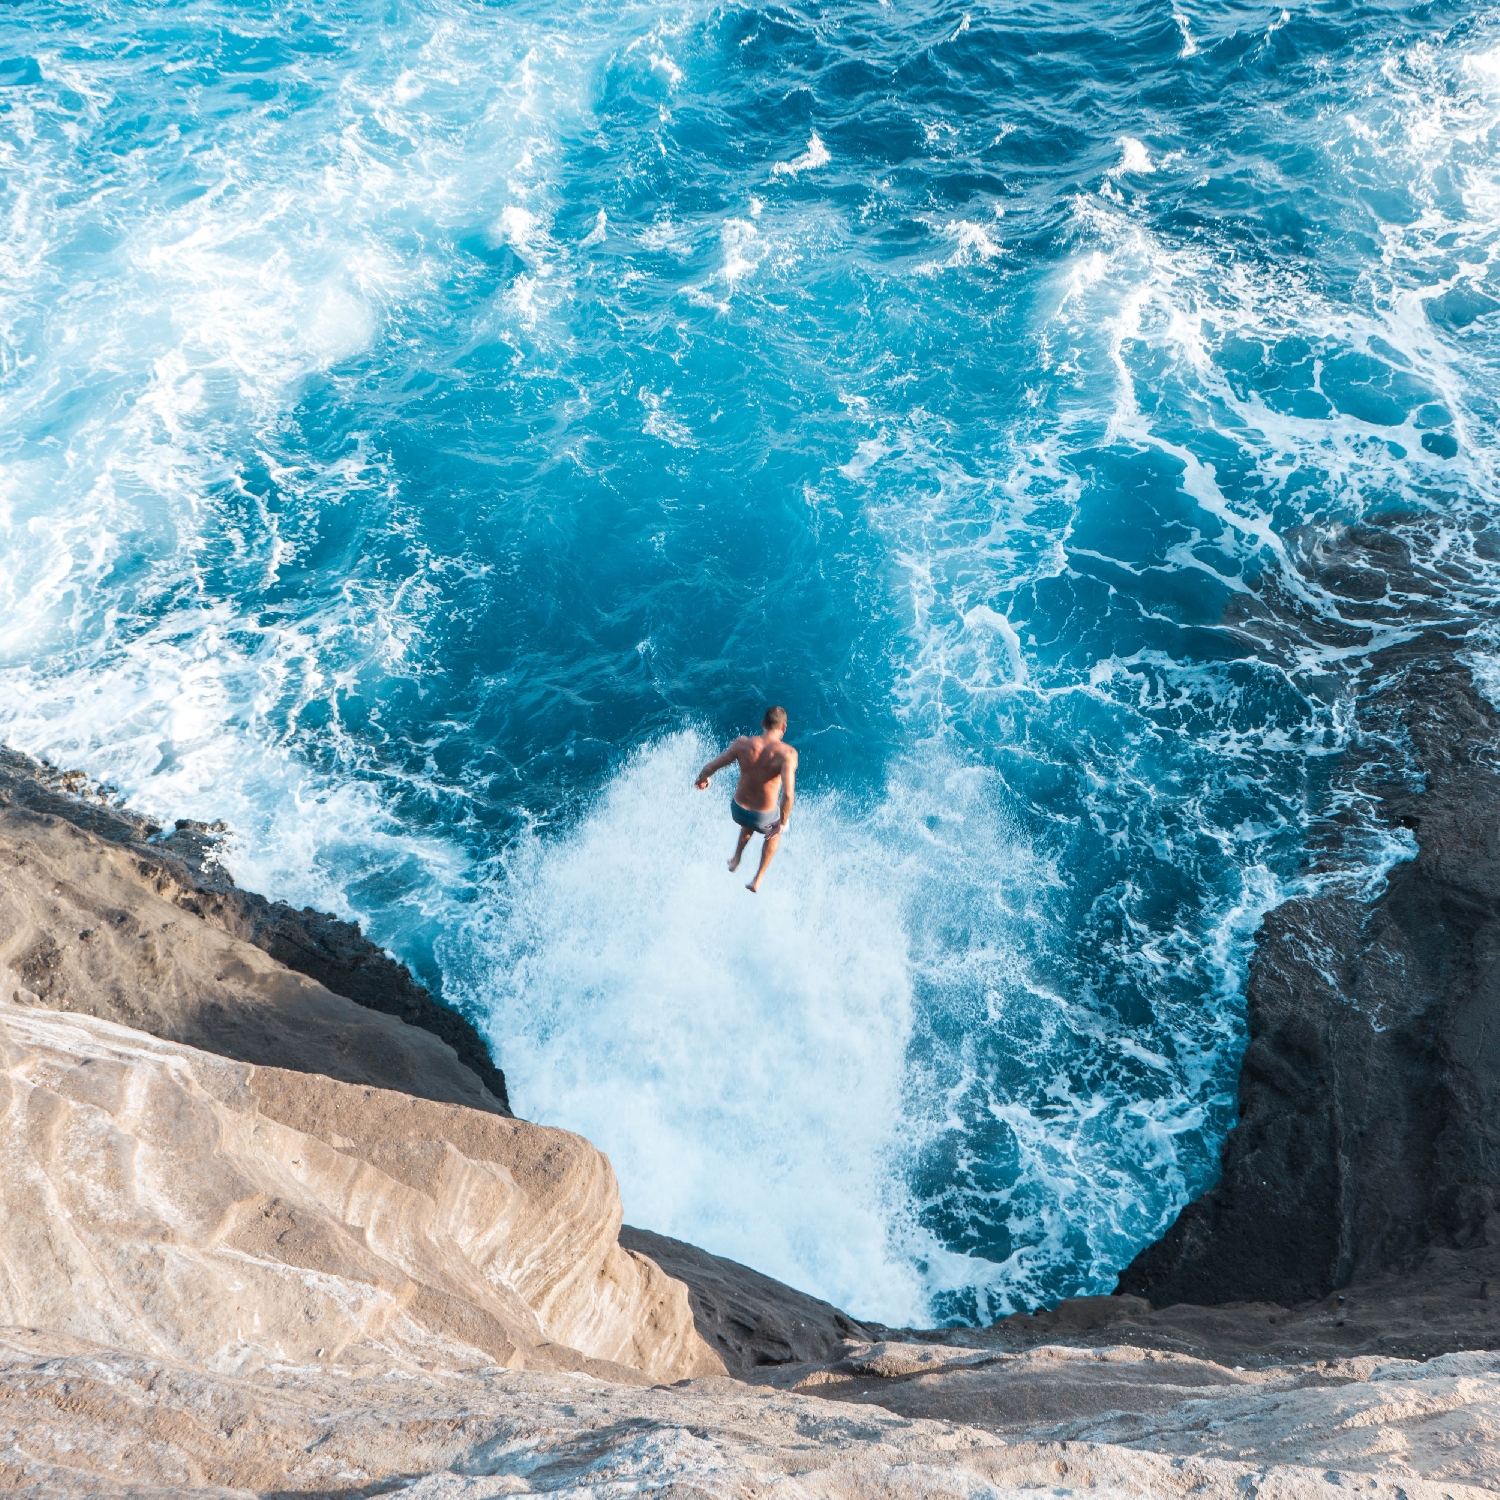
762, 705, 788, 736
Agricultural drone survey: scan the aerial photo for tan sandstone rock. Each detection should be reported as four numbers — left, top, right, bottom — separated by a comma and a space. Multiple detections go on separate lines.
0, 1001, 724, 1383
0, 804, 506, 1112
771, 1339, 1500, 1495
0, 1326, 1493, 1500
6, 764, 1500, 1498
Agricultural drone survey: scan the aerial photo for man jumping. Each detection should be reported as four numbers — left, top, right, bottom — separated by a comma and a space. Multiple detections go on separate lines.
694, 706, 798, 893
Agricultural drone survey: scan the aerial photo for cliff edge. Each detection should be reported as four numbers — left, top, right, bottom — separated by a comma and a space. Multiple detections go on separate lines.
0, 1000, 720, 1383
0, 747, 511, 1113
7, 742, 1500, 1496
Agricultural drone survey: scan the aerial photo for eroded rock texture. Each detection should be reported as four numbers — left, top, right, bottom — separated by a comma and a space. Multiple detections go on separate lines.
0, 1001, 719, 1382
620, 1225, 879, 1373
1, 1326, 1496, 1500
1121, 634, 1500, 1307
0, 797, 509, 1114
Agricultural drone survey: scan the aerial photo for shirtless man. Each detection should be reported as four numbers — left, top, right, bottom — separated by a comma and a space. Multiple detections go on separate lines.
694, 706, 798, 893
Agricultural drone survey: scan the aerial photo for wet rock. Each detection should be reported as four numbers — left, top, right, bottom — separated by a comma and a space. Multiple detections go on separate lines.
1119, 631, 1500, 1307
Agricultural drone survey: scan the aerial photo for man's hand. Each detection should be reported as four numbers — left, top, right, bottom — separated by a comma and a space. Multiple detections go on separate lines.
695, 740, 741, 790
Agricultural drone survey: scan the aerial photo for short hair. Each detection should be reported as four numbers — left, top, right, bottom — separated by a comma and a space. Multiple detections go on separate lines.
762, 705, 787, 731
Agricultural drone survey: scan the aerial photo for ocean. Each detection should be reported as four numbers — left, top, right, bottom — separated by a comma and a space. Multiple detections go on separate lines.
3, 0, 1498, 1325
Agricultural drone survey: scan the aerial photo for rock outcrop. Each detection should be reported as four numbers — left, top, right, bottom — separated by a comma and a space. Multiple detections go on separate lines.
0, 747, 510, 1112
619, 1226, 880, 1373
0, 798, 508, 1114
0, 1000, 720, 1383
1120, 633, 1500, 1309
11, 624, 1500, 1500
766, 1337, 1500, 1492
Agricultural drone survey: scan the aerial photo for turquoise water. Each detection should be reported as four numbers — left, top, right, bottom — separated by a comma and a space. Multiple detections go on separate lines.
4, 0, 1500, 1324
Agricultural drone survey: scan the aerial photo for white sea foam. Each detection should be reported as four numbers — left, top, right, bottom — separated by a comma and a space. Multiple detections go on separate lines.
794, 21, 1500, 1318
446, 712, 1286, 1321
1465, 649, 1500, 712
839, 437, 890, 479
0, 0, 715, 898
718, 217, 761, 288
460, 726, 1185, 1320
463, 732, 928, 1321
650, 52, 684, 87
960, 606, 1028, 687
1038, 32, 1500, 669
640, 386, 696, 446
581, 208, 608, 247
497, 205, 550, 271
916, 217, 1005, 274
771, 131, 830, 178
1110, 137, 1156, 176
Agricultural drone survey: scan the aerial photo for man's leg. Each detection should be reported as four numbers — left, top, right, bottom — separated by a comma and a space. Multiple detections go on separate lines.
746, 828, 780, 893
728, 824, 754, 872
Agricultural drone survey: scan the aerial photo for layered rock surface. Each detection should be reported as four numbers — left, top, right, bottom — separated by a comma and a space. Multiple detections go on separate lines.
769, 1338, 1500, 1492
10, 674, 1500, 1499
0, 1001, 719, 1383
0, 797, 507, 1115
2, 1326, 1497, 1499
0, 747, 510, 1111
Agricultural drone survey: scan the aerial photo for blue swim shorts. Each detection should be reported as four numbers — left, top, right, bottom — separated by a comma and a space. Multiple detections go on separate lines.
731, 799, 780, 833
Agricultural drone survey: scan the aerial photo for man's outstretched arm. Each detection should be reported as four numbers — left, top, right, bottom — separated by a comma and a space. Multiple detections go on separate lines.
695, 739, 744, 789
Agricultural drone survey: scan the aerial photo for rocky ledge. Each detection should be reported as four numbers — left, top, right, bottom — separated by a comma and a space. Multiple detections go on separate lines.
0, 746, 510, 1113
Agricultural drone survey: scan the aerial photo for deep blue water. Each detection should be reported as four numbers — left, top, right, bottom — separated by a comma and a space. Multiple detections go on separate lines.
4, 0, 1500, 1323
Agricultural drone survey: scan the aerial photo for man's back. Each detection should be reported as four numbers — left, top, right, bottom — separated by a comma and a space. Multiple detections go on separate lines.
734, 733, 796, 812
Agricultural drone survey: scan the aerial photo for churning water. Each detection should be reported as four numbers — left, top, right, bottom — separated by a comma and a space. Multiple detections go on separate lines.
5, 0, 1500, 1324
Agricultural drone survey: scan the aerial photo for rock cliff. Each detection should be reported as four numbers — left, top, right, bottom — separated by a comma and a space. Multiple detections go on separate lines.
0, 747, 510, 1112
9, 712, 1500, 1498
0, 793, 508, 1114
1120, 632, 1500, 1308
0, 999, 719, 1383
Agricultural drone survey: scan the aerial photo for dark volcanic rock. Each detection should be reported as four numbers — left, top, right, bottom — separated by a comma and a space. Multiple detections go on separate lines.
0, 746, 510, 1114
619, 1226, 880, 1373
1119, 633, 1500, 1307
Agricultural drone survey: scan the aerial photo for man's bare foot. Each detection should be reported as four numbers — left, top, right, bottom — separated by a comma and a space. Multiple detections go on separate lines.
745, 880, 759, 893
728, 852, 742, 872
